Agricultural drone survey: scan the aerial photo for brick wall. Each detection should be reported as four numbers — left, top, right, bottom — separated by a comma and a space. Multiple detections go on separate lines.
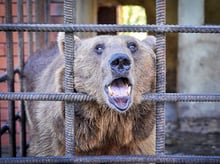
0, 0, 64, 152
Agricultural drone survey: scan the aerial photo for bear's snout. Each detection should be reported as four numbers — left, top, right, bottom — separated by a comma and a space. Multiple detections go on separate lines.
109, 53, 131, 77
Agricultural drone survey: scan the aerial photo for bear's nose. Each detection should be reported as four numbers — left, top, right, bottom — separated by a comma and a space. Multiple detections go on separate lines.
109, 53, 131, 76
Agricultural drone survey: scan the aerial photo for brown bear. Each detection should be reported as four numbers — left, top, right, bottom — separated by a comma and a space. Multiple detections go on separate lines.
23, 32, 156, 156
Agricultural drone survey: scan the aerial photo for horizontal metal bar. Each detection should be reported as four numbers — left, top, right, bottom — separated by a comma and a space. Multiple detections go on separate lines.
0, 155, 219, 164
0, 92, 95, 102
0, 92, 220, 102
142, 93, 220, 102
0, 24, 220, 33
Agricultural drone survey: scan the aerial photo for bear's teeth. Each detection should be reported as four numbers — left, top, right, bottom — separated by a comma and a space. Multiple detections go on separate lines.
108, 86, 114, 96
127, 86, 131, 96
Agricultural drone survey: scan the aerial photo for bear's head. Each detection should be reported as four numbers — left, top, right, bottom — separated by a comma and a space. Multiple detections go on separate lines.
58, 32, 156, 113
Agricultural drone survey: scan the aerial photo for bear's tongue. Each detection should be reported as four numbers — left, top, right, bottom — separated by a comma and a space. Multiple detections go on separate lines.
108, 78, 131, 111
108, 78, 131, 97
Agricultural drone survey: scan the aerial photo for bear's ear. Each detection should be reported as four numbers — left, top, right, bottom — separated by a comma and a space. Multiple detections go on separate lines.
57, 32, 80, 55
142, 35, 156, 51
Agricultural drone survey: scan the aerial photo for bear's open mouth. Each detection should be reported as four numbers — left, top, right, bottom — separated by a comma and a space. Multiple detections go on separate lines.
105, 77, 132, 112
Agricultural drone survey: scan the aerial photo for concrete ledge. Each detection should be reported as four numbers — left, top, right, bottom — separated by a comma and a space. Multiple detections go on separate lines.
179, 117, 220, 133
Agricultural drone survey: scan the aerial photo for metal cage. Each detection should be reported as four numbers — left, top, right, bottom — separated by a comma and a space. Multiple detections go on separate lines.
0, 0, 220, 163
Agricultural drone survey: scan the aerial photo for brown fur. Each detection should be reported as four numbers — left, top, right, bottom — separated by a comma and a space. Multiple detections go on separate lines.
23, 32, 156, 156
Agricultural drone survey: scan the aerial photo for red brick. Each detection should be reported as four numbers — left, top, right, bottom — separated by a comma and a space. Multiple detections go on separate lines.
50, 3, 64, 16
4, 45, 26, 59
12, 32, 18, 43
1, 134, 9, 146
49, 32, 58, 42
23, 2, 35, 17
0, 56, 6, 70
0, 68, 6, 74
0, 17, 4, 23
50, 16, 64, 24
0, 43, 6, 56
0, 32, 6, 43
0, 84, 7, 92
0, 4, 4, 16
12, 16, 17, 23
0, 45, 17, 65
0, 108, 8, 121
14, 81, 20, 92
11, 3, 17, 17
23, 32, 29, 42
0, 99, 8, 107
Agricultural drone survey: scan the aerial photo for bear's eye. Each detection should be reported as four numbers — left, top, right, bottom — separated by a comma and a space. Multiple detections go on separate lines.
94, 43, 105, 55
127, 42, 138, 53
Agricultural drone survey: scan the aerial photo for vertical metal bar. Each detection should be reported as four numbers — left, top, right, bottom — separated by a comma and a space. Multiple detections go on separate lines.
155, 0, 166, 155
0, 104, 1, 157
5, 0, 16, 157
64, 0, 76, 155
44, 0, 50, 45
26, 0, 33, 57
17, 0, 26, 157
34, 0, 45, 49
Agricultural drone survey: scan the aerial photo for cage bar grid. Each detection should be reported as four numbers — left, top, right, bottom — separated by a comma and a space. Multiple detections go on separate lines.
0, 0, 220, 163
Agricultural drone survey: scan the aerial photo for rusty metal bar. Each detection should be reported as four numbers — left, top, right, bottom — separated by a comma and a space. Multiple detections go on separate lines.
1, 92, 220, 102
0, 24, 220, 33
0, 92, 94, 102
0, 155, 219, 164
155, 0, 166, 155
5, 0, 16, 157
64, 0, 76, 155
17, 0, 27, 157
